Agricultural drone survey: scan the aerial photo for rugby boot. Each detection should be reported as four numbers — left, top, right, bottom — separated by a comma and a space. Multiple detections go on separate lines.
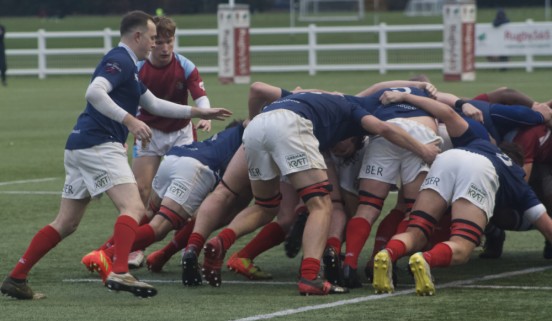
323, 246, 342, 285
372, 250, 394, 294
202, 237, 226, 287
366, 258, 398, 287
479, 228, 505, 259
544, 240, 552, 259
81, 250, 112, 283
105, 272, 157, 298
342, 264, 363, 288
1, 277, 45, 300
298, 277, 349, 296
182, 246, 202, 286
127, 250, 145, 269
146, 250, 170, 273
409, 252, 435, 296
226, 253, 272, 280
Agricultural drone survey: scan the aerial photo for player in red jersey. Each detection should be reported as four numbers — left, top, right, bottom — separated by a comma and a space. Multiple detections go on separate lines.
134, 15, 211, 208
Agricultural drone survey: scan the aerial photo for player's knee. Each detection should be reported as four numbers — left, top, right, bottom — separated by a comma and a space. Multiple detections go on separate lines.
297, 180, 332, 204
358, 190, 385, 210
450, 218, 484, 247
156, 205, 187, 230
408, 210, 438, 240
254, 192, 282, 209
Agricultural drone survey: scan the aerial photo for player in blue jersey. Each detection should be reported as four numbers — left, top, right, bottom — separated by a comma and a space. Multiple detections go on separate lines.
371, 91, 552, 296
81, 121, 245, 282
453, 98, 550, 145
340, 86, 442, 288
201, 90, 440, 296
0, 10, 231, 300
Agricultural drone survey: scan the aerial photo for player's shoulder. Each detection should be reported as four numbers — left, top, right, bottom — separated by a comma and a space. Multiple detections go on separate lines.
174, 53, 197, 69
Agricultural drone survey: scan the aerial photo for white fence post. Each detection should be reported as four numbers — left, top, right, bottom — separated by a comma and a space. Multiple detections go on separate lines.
103, 28, 112, 53
308, 23, 317, 76
378, 22, 387, 74
38, 29, 46, 79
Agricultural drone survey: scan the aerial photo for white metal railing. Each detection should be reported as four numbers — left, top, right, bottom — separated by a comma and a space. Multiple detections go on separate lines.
5, 22, 552, 78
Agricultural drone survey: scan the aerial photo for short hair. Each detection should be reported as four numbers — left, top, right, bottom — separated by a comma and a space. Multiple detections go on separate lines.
408, 74, 431, 82
499, 142, 525, 167
120, 10, 154, 36
153, 16, 176, 39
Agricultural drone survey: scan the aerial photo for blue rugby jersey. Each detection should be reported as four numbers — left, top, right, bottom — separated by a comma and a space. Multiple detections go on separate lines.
452, 121, 541, 214
262, 92, 369, 151
165, 124, 245, 184
467, 100, 544, 144
66, 45, 147, 150
346, 86, 432, 121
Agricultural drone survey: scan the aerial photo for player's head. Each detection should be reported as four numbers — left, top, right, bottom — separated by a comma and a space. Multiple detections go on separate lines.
149, 16, 176, 66
408, 74, 430, 82
498, 142, 524, 167
330, 136, 365, 158
154, 16, 176, 39
120, 10, 156, 61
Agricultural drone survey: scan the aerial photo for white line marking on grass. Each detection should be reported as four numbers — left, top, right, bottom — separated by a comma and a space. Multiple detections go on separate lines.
232, 265, 552, 321
459, 285, 552, 291
63, 265, 552, 321
0, 177, 58, 186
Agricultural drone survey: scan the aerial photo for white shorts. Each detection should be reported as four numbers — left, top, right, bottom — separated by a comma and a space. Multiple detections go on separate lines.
359, 118, 441, 184
420, 149, 499, 220
243, 109, 326, 180
133, 125, 194, 158
62, 142, 135, 199
152, 155, 216, 216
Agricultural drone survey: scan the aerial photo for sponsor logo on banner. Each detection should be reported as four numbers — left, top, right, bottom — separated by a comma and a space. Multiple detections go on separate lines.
476, 23, 552, 56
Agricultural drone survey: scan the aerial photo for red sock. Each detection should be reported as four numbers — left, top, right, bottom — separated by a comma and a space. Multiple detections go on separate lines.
343, 217, 372, 269
423, 243, 452, 267
130, 224, 156, 252
300, 257, 320, 280
111, 215, 138, 274
371, 209, 405, 259
218, 228, 237, 251
103, 224, 156, 259
10, 225, 61, 280
237, 222, 285, 259
187, 232, 206, 255
326, 237, 342, 255
385, 239, 407, 263
97, 215, 150, 251
158, 220, 195, 258
396, 218, 410, 234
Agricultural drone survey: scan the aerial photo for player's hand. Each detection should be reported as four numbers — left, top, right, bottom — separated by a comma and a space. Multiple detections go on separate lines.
422, 140, 441, 165
531, 102, 552, 122
419, 82, 438, 99
379, 91, 406, 104
124, 115, 152, 145
196, 119, 212, 132
461, 103, 484, 123
199, 107, 232, 121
